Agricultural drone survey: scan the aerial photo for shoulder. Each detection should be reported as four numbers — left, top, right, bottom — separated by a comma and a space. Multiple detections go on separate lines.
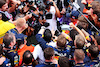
1, 57, 12, 67
0, 57, 6, 65
35, 64, 45, 67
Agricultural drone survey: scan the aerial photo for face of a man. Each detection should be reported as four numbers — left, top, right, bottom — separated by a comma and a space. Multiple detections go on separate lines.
1, 3, 8, 11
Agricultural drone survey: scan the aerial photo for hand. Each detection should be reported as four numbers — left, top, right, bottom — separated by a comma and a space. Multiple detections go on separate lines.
86, 43, 91, 47
51, 28, 55, 36
60, 8, 66, 14
11, 0, 21, 4
81, 0, 87, 4
81, 29, 89, 37
27, 13, 32, 19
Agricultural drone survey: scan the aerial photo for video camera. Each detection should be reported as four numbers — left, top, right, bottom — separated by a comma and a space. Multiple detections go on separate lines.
18, 0, 34, 10
26, 0, 34, 5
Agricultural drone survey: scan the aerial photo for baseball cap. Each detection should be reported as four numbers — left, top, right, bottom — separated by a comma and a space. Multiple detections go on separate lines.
16, 34, 27, 42
66, 11, 79, 19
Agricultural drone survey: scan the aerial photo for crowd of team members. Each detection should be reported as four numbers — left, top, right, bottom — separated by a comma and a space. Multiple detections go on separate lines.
0, 0, 100, 67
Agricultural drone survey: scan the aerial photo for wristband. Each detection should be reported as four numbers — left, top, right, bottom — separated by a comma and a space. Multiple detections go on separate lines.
85, 36, 89, 40
41, 26, 46, 29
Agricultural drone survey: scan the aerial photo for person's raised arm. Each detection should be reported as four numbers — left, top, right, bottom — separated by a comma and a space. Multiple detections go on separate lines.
69, 23, 85, 38
51, 0, 61, 18
7, 0, 21, 13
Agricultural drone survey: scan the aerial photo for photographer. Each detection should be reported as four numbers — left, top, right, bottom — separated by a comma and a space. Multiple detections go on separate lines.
43, 0, 61, 31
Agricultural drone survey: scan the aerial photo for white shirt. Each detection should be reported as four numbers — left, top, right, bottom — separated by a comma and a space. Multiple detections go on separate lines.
32, 41, 56, 64
46, 6, 57, 31
0, 11, 13, 20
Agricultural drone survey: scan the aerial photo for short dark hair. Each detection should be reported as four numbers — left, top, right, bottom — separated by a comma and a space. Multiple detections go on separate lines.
0, 0, 6, 8
90, 1, 100, 14
89, 45, 99, 58
70, 29, 79, 41
57, 35, 66, 48
23, 50, 34, 65
3, 33, 14, 48
43, 29, 52, 43
58, 56, 70, 67
74, 49, 85, 61
94, 35, 100, 45
44, 47, 54, 60
0, 44, 3, 55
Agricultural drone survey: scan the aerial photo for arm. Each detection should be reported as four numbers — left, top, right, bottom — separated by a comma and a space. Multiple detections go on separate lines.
7, 0, 21, 13
69, 23, 85, 39
69, 23, 88, 43
81, 29, 98, 46
36, 26, 50, 50
52, 1, 61, 18
61, 32, 72, 41
24, 13, 32, 20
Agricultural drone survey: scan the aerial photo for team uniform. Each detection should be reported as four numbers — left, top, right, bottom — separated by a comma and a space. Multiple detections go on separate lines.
22, 64, 33, 67
4, 49, 19, 67
35, 62, 57, 67
0, 56, 11, 67
36, 34, 72, 58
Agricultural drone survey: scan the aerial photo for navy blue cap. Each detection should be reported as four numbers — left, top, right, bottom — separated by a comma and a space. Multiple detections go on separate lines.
66, 11, 79, 19
16, 34, 27, 41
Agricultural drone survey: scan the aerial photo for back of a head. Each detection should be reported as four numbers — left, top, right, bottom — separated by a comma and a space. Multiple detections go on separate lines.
57, 34, 66, 48
90, 1, 100, 14
43, 29, 52, 43
74, 49, 85, 61
44, 47, 54, 60
16, 18, 26, 28
23, 50, 34, 65
16, 34, 27, 48
0, 0, 6, 8
0, 44, 3, 55
70, 29, 79, 41
78, 16, 88, 24
75, 34, 85, 49
58, 56, 70, 67
89, 45, 99, 58
78, 16, 89, 30
3, 33, 14, 48
95, 35, 100, 45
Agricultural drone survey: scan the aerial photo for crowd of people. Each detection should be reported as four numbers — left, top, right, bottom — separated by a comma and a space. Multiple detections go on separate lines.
0, 0, 100, 67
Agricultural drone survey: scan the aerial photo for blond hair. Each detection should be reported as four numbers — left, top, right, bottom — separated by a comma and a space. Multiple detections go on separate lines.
15, 18, 26, 28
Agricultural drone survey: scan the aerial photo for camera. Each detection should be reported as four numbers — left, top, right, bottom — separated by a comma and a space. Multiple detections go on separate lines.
18, 2, 26, 9
46, 1, 53, 9
45, 13, 52, 19
28, 10, 39, 19
26, 0, 34, 5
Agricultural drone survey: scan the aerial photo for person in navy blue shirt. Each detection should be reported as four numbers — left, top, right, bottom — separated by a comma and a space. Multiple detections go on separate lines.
58, 56, 70, 67
22, 50, 37, 67
3, 33, 19, 67
35, 47, 57, 67
74, 49, 87, 67
86, 45, 99, 66
36, 26, 72, 58
0, 44, 11, 67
